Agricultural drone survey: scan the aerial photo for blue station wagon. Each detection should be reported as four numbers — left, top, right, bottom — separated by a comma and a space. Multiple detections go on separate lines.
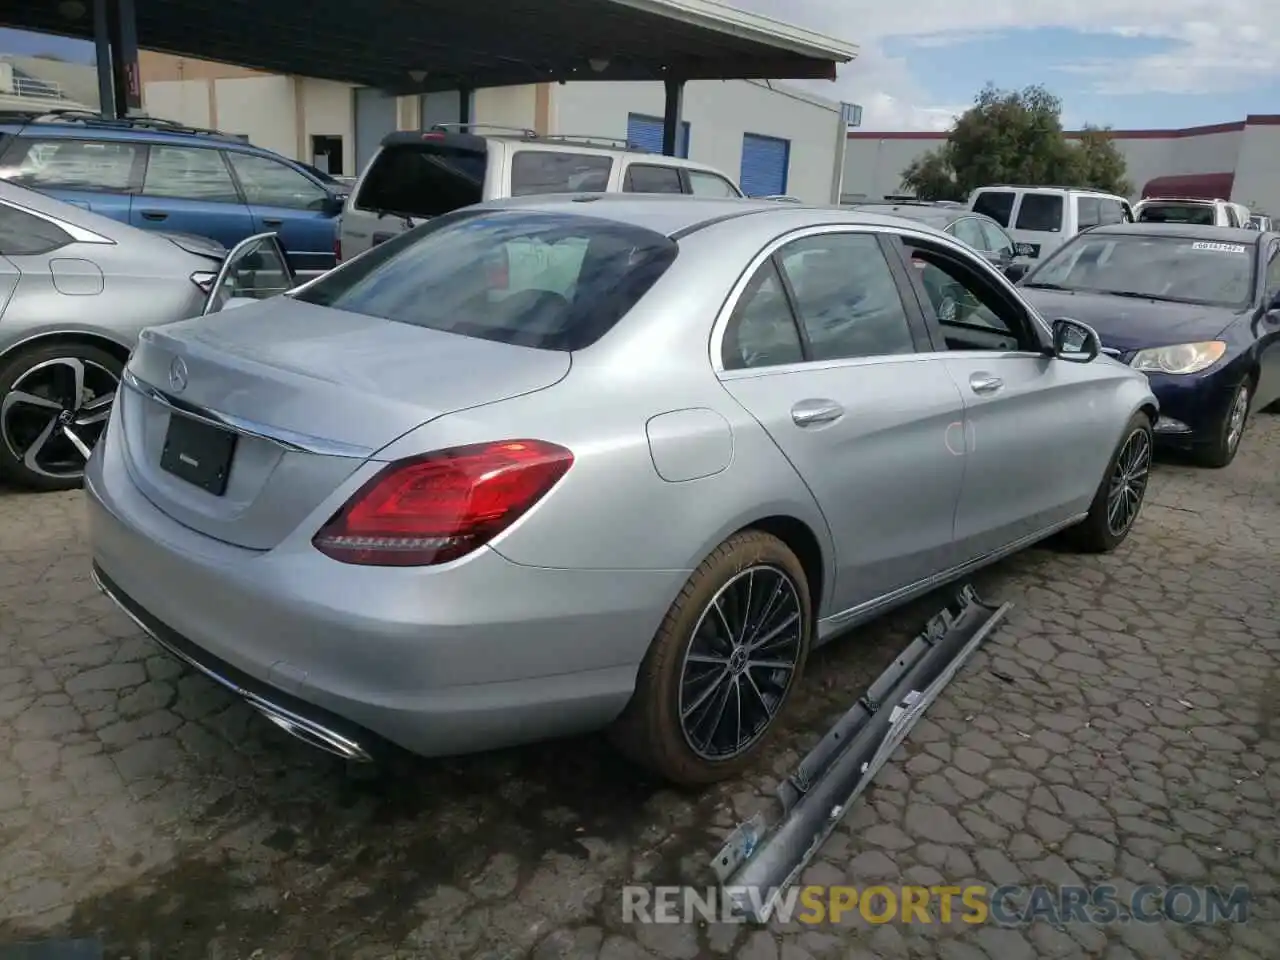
0, 111, 346, 274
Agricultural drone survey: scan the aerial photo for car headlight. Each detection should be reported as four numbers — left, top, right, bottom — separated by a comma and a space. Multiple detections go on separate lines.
1129, 341, 1226, 375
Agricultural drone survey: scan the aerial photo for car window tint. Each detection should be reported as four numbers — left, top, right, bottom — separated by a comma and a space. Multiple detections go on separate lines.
1097, 199, 1126, 225
722, 259, 804, 370
950, 217, 987, 250
905, 246, 1027, 351
1077, 196, 1101, 228
977, 219, 1013, 256
510, 151, 612, 196
0, 203, 73, 256
4, 138, 139, 192
972, 190, 1015, 227
624, 164, 684, 194
292, 209, 676, 351
356, 143, 485, 217
1015, 193, 1064, 232
143, 145, 239, 202
776, 233, 915, 361
687, 170, 740, 197
227, 152, 329, 210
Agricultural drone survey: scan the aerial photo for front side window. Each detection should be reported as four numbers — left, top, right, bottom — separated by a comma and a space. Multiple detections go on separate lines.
623, 164, 683, 194
510, 151, 612, 196
0, 202, 73, 256
688, 170, 741, 198
722, 260, 804, 370
776, 233, 915, 362
356, 142, 485, 217
977, 219, 1014, 258
972, 190, 1015, 227
292, 210, 676, 351
1097, 199, 1127, 225
1024, 233, 1255, 308
949, 217, 987, 251
1, 137, 140, 192
904, 242, 1032, 352
1015, 193, 1064, 232
226, 152, 329, 210
143, 145, 239, 203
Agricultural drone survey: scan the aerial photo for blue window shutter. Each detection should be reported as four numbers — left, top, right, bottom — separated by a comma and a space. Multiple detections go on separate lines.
739, 133, 789, 196
626, 113, 690, 157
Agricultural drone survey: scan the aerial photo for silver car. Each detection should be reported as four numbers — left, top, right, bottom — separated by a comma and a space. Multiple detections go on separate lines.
0, 180, 293, 491
86, 195, 1158, 785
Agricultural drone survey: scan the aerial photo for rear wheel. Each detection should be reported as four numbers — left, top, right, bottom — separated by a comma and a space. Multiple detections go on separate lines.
1064, 411, 1152, 553
610, 531, 811, 786
0, 342, 122, 492
1194, 380, 1251, 468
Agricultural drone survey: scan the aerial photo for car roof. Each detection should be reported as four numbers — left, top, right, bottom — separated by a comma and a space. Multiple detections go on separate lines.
476, 193, 955, 241
1085, 222, 1262, 245
845, 202, 963, 228
0, 116, 259, 151
974, 185, 1122, 197
1136, 197, 1223, 205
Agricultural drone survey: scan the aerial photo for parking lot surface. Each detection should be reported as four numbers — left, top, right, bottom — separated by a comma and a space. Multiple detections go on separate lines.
1, 420, 1278, 959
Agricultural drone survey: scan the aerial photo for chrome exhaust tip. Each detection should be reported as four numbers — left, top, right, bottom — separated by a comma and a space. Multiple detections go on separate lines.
250, 699, 374, 763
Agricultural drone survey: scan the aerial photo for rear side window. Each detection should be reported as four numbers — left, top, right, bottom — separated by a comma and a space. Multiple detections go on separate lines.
1015, 193, 1064, 232
688, 170, 740, 198
0, 203, 73, 256
972, 190, 1015, 227
1, 137, 140, 192
1098, 199, 1127, 225
510, 151, 612, 196
624, 164, 683, 194
293, 210, 677, 350
356, 143, 486, 217
1076, 196, 1101, 228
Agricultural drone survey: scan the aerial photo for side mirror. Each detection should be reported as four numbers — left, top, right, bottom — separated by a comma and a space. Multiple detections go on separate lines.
1004, 262, 1029, 283
1051, 317, 1101, 363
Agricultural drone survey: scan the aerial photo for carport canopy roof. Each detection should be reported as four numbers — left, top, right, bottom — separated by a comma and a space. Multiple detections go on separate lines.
15, 0, 858, 93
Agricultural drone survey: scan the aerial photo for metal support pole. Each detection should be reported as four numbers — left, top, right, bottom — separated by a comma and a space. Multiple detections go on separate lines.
92, 0, 115, 117
105, 0, 141, 117
458, 86, 473, 132
661, 78, 684, 156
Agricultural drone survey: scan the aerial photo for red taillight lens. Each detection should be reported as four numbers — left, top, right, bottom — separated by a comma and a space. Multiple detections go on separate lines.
312, 440, 573, 566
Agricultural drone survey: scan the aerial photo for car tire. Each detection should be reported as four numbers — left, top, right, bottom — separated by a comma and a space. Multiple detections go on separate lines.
1194, 379, 1251, 469
1063, 411, 1153, 554
0, 342, 123, 492
609, 530, 812, 786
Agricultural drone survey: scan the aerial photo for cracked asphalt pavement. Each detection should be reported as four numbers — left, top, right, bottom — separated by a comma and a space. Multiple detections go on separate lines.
1, 419, 1278, 959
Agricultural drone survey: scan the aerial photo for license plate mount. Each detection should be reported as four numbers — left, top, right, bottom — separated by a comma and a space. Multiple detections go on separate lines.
160, 414, 236, 496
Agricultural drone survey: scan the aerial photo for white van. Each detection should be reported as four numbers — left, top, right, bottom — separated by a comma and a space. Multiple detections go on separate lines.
966, 186, 1134, 262
338, 125, 745, 261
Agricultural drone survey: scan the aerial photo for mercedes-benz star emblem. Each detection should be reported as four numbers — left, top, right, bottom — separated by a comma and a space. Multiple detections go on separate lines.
168, 356, 189, 393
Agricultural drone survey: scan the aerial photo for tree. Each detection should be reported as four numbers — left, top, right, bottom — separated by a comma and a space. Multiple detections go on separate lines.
900, 84, 1130, 200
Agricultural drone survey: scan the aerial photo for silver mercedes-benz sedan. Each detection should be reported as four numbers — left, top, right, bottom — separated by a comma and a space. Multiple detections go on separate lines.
86, 195, 1158, 785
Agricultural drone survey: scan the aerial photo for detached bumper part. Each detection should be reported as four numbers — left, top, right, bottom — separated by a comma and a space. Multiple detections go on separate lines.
711, 584, 1012, 922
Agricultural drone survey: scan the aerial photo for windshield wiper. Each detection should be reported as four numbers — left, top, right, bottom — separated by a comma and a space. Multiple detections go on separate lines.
1021, 282, 1069, 290
1103, 290, 1162, 301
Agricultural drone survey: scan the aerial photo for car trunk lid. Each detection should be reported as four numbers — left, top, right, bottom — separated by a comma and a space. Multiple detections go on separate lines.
118, 296, 570, 550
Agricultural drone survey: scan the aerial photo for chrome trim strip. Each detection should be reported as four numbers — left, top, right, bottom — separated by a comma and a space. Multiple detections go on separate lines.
91, 566, 373, 763
121, 368, 374, 459
819, 512, 1087, 635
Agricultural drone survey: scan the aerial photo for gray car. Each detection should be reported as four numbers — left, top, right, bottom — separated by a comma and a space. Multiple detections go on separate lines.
85, 195, 1158, 785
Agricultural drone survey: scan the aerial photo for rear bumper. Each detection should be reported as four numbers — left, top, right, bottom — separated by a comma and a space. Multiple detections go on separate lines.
84, 438, 683, 760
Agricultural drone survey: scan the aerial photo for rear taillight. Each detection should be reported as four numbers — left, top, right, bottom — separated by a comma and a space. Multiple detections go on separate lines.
190, 271, 217, 294
312, 440, 573, 566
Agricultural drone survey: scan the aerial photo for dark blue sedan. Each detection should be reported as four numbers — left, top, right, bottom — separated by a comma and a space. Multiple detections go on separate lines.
1018, 223, 1280, 467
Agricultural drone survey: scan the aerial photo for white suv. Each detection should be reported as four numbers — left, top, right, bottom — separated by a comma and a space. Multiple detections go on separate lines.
1134, 197, 1252, 228
966, 186, 1134, 263
339, 125, 745, 260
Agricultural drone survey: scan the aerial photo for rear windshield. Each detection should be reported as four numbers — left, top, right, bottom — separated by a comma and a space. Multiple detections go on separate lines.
1138, 202, 1215, 225
292, 209, 677, 350
355, 142, 486, 218
1014, 193, 1064, 232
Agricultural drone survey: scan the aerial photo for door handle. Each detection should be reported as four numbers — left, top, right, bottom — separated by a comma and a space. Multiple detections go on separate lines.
262, 218, 283, 227
140, 211, 168, 221
791, 399, 844, 427
969, 373, 1004, 395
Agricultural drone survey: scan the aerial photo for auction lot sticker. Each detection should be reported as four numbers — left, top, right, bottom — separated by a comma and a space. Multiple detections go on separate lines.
1191, 241, 1247, 253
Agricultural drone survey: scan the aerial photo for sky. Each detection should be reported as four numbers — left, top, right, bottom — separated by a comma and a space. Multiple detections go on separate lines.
3, 0, 1277, 132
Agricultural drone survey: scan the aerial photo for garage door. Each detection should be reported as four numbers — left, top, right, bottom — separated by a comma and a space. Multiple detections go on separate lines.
739, 133, 789, 197
354, 87, 398, 174
626, 113, 689, 158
